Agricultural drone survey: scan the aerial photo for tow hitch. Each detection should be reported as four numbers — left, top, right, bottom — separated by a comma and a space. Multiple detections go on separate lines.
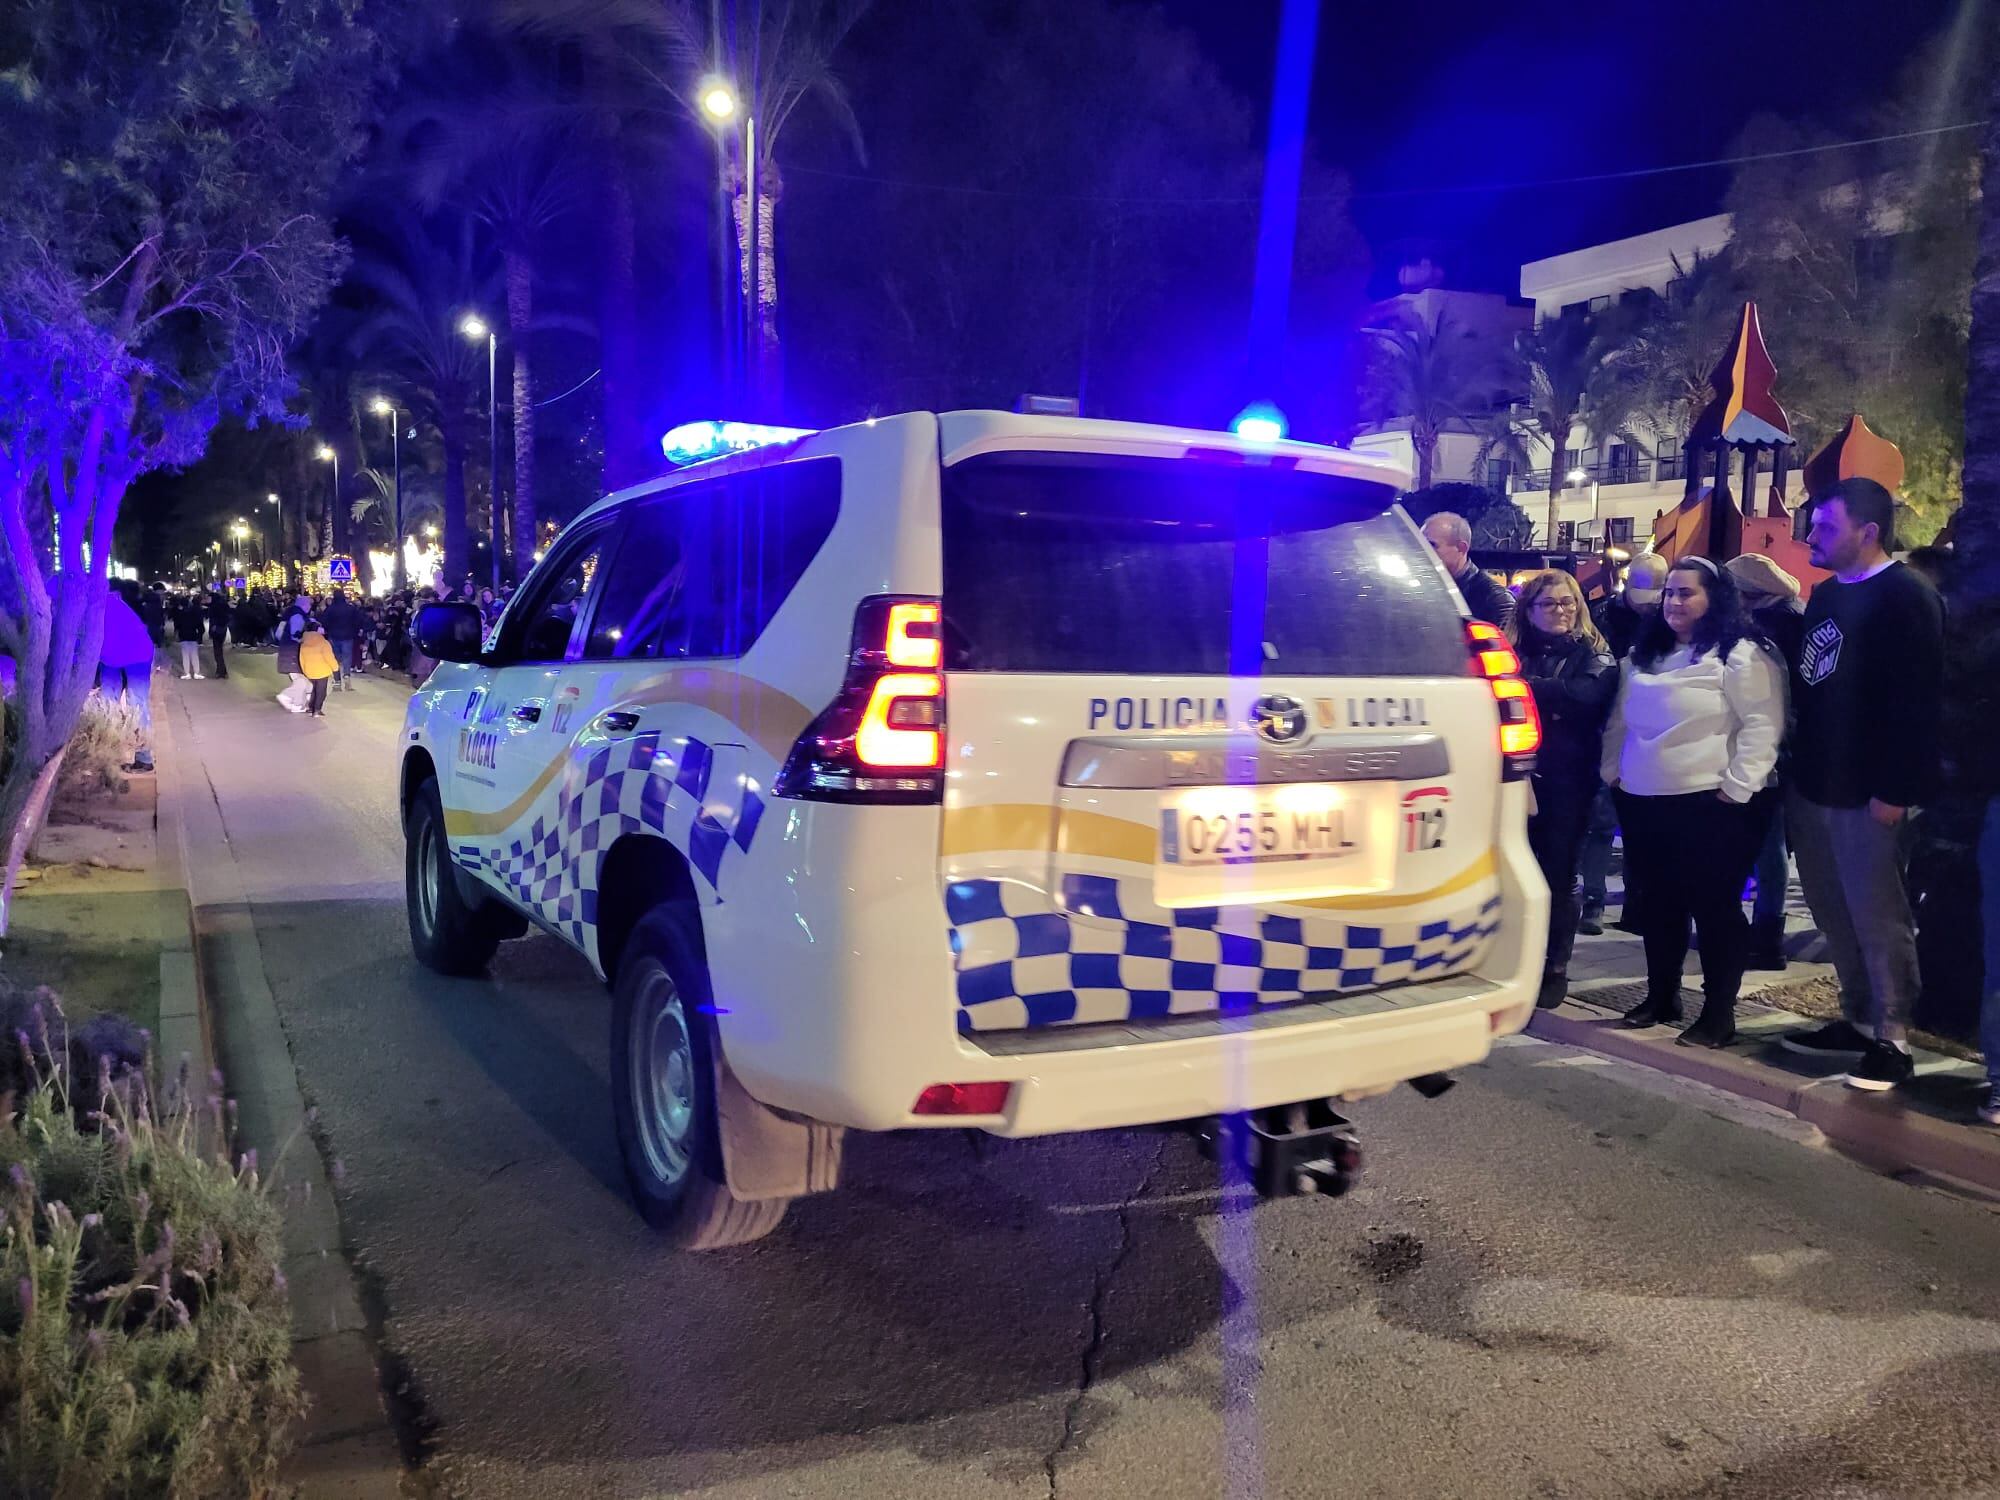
1198, 1101, 1363, 1199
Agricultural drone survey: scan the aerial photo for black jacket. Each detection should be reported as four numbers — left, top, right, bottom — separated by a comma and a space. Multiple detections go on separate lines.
205, 593, 232, 638
172, 598, 207, 640
321, 596, 364, 641
1750, 598, 1806, 671
1453, 561, 1517, 632
1517, 629, 1617, 787
1592, 593, 1651, 661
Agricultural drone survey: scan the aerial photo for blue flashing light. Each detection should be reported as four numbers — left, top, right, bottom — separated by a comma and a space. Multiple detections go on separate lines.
1232, 402, 1287, 444
661, 419, 815, 466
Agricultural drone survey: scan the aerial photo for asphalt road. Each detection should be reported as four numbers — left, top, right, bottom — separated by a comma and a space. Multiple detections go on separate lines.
174, 656, 2000, 1500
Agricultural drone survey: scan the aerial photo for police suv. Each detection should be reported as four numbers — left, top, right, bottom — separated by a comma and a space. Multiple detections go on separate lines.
401, 411, 1549, 1248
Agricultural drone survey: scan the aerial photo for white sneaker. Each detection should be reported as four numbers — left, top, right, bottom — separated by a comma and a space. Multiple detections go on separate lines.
179, 673, 190, 681
194, 673, 205, 680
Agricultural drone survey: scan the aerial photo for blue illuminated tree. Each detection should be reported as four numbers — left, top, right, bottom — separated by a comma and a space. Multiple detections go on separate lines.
0, 0, 403, 930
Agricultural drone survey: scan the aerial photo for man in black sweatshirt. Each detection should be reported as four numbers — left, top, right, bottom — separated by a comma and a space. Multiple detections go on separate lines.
1778, 478, 1944, 1092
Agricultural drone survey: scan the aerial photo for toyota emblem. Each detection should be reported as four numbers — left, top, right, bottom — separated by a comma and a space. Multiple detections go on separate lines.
1252, 694, 1308, 745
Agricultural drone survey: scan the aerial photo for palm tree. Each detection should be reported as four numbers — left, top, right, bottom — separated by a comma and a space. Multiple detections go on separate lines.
1509, 311, 1639, 544
384, 45, 588, 580
1363, 309, 1495, 491
1622, 253, 1747, 464
347, 214, 503, 585
655, 0, 872, 409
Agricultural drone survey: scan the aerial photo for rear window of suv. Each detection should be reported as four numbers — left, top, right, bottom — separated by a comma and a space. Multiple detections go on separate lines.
941, 452, 1468, 676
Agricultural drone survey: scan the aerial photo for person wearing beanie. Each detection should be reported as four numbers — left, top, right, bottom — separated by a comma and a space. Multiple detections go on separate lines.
1726, 553, 1806, 969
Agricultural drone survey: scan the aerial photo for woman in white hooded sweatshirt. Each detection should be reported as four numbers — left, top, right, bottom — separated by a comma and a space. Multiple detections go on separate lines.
1601, 556, 1785, 1047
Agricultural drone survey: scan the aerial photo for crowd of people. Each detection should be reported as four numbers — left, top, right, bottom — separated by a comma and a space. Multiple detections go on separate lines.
1425, 477, 1987, 1119
91, 574, 512, 764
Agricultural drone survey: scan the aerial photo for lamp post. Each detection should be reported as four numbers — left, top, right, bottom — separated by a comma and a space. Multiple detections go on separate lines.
314, 444, 338, 580
459, 313, 502, 591
369, 397, 406, 591
231, 518, 253, 571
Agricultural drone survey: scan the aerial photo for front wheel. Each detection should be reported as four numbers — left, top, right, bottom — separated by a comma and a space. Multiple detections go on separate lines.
406, 777, 511, 976
609, 909, 788, 1249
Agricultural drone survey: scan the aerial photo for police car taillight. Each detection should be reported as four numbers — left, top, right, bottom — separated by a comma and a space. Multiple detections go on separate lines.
774, 597, 946, 803
1465, 621, 1540, 780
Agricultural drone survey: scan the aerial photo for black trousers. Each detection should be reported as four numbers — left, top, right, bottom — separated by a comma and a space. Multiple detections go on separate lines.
1528, 772, 1598, 973
209, 633, 228, 678
307, 676, 328, 715
1615, 788, 1776, 1012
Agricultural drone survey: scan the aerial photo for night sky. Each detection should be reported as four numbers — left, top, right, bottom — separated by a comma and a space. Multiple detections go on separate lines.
1166, 0, 1970, 293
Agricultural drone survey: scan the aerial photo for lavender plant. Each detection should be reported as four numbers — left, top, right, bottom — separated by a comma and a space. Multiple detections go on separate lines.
0, 994, 304, 1498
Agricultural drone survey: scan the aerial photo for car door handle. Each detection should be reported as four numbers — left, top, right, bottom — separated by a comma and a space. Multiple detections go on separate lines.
512, 704, 542, 723
599, 711, 641, 734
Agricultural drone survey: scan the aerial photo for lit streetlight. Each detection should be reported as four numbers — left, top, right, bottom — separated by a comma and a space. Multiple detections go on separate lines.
698, 77, 738, 122
460, 313, 502, 590
314, 444, 339, 579
370, 397, 408, 591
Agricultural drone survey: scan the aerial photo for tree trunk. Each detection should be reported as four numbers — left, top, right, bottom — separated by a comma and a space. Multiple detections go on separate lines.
1545, 436, 1568, 547
733, 176, 780, 415
441, 409, 471, 589
1414, 423, 1437, 491
505, 246, 537, 580
0, 746, 68, 941
1958, 66, 2000, 602
600, 166, 647, 491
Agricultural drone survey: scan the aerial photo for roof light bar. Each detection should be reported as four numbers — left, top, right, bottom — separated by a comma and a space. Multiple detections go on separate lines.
660, 419, 815, 466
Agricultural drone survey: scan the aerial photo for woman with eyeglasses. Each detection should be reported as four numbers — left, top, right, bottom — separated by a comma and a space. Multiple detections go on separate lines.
1601, 556, 1785, 1047
1509, 570, 1618, 1009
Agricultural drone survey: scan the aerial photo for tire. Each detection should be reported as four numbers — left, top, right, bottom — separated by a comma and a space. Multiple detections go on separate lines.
609, 907, 788, 1250
405, 777, 511, 977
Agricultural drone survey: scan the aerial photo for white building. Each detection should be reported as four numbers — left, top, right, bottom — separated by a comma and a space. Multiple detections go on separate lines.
1348, 262, 1534, 491
1509, 214, 1736, 549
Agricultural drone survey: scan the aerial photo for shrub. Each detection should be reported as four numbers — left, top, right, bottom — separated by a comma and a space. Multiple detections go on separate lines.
53, 694, 140, 808
0, 995, 305, 1498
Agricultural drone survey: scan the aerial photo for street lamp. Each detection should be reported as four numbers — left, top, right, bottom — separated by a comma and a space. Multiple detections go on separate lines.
314, 445, 338, 583
459, 313, 502, 590
369, 397, 407, 590
698, 77, 738, 122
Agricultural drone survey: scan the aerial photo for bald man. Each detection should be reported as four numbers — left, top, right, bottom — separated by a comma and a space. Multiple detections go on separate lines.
1419, 511, 1516, 631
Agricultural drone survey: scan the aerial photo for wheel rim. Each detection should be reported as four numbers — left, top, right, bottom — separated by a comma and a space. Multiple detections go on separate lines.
629, 967, 696, 1189
416, 816, 441, 939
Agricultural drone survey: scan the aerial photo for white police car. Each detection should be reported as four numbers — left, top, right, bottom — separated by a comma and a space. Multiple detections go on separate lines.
401, 411, 1549, 1247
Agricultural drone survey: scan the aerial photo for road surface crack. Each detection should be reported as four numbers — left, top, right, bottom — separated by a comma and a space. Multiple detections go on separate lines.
1045, 1136, 1169, 1498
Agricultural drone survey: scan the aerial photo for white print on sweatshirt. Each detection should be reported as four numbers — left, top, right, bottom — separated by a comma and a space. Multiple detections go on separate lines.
1600, 638, 1785, 803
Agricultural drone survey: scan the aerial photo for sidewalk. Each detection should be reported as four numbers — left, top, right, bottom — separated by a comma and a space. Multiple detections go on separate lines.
154, 666, 409, 1499
1530, 882, 2000, 1197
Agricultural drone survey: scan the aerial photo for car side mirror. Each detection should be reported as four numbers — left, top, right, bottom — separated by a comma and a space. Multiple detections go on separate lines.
414, 602, 486, 663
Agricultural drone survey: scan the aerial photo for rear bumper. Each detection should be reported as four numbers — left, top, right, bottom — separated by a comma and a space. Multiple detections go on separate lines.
949, 974, 1533, 1135
712, 782, 1549, 1136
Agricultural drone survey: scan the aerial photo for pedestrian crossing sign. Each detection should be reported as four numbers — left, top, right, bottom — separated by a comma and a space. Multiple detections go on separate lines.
329, 555, 355, 582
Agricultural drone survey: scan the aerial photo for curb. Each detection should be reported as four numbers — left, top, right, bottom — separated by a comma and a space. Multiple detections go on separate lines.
148, 683, 213, 1093
156, 676, 409, 1499
1528, 1002, 2000, 1198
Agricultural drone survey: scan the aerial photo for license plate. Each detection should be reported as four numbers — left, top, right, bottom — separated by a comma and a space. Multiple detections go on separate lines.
1160, 798, 1362, 867
1155, 783, 1396, 907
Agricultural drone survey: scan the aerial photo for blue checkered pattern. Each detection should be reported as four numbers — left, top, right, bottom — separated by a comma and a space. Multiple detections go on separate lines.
948, 872, 1502, 1033
456, 730, 766, 952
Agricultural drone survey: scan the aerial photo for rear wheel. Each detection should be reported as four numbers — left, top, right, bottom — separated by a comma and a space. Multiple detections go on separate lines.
405, 777, 512, 976
610, 908, 788, 1249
